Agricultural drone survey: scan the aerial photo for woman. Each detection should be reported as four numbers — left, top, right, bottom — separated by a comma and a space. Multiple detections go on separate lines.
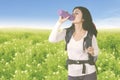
49, 6, 99, 80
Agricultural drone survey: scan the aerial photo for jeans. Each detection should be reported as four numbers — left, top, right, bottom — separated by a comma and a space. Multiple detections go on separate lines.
68, 72, 97, 80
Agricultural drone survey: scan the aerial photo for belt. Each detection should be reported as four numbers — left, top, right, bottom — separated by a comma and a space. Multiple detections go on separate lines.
67, 59, 95, 74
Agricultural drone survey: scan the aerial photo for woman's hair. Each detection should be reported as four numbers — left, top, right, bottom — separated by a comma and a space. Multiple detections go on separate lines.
69, 6, 98, 37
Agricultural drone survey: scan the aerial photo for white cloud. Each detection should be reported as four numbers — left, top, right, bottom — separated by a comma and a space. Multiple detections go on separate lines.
1, 17, 120, 30
0, 20, 55, 29
0, 18, 73, 29
95, 17, 120, 29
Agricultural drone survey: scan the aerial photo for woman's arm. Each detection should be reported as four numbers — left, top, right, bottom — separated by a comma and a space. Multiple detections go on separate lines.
48, 21, 66, 43
49, 16, 69, 43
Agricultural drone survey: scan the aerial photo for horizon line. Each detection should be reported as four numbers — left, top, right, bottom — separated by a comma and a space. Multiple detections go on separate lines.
0, 26, 120, 30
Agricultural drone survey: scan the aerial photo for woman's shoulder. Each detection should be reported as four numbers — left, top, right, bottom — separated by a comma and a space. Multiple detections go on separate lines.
64, 26, 75, 33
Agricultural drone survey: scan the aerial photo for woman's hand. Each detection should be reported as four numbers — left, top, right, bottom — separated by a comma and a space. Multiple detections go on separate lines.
87, 47, 94, 56
57, 16, 69, 24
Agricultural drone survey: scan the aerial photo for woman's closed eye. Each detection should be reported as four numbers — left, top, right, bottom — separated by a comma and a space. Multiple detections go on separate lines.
73, 12, 80, 15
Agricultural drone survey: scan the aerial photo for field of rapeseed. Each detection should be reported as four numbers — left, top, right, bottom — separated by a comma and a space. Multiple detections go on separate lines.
0, 28, 120, 80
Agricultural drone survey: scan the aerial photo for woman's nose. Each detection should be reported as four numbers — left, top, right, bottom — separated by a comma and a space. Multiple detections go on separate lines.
73, 14, 76, 18
72, 13, 75, 16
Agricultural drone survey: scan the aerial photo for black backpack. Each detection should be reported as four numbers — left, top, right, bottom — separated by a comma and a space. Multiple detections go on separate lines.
64, 27, 98, 71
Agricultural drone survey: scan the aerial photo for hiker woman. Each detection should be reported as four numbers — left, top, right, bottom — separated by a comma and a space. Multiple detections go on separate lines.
49, 6, 99, 80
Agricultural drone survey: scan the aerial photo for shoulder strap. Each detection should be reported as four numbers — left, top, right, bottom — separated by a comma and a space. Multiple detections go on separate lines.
83, 32, 93, 49
83, 32, 97, 62
64, 27, 75, 50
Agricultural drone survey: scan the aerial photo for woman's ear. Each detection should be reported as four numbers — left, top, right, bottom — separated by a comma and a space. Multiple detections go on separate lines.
82, 19, 84, 22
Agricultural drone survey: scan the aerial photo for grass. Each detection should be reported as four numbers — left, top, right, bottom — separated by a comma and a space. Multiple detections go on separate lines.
0, 28, 120, 80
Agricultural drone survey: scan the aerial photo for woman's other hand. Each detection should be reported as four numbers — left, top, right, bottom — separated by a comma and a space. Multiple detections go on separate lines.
87, 47, 94, 56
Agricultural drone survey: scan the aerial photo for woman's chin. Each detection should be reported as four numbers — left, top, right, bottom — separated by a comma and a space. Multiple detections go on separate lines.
72, 21, 79, 24
72, 21, 76, 24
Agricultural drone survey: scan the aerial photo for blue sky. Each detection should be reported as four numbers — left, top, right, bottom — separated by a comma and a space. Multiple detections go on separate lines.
0, 0, 120, 29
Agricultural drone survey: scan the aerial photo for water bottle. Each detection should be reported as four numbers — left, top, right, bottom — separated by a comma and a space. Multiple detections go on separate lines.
58, 9, 74, 21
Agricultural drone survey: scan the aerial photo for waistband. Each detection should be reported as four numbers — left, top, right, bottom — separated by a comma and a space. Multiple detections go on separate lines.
67, 59, 95, 74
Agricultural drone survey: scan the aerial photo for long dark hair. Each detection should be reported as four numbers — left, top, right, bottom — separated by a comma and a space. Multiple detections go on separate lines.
68, 6, 98, 37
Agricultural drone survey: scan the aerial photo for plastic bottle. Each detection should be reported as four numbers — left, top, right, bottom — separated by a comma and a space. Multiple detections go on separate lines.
58, 9, 74, 21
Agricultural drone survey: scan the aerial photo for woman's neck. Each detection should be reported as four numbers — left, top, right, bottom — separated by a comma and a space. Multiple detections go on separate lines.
74, 23, 84, 33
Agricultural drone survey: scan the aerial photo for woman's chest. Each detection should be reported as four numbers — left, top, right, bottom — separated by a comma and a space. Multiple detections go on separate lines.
67, 37, 84, 51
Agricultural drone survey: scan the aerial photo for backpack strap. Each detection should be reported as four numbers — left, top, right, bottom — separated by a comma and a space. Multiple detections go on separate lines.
83, 32, 98, 73
83, 32, 94, 62
65, 27, 74, 50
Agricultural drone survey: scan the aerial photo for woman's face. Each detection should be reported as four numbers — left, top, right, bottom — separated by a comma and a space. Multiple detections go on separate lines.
72, 8, 83, 24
